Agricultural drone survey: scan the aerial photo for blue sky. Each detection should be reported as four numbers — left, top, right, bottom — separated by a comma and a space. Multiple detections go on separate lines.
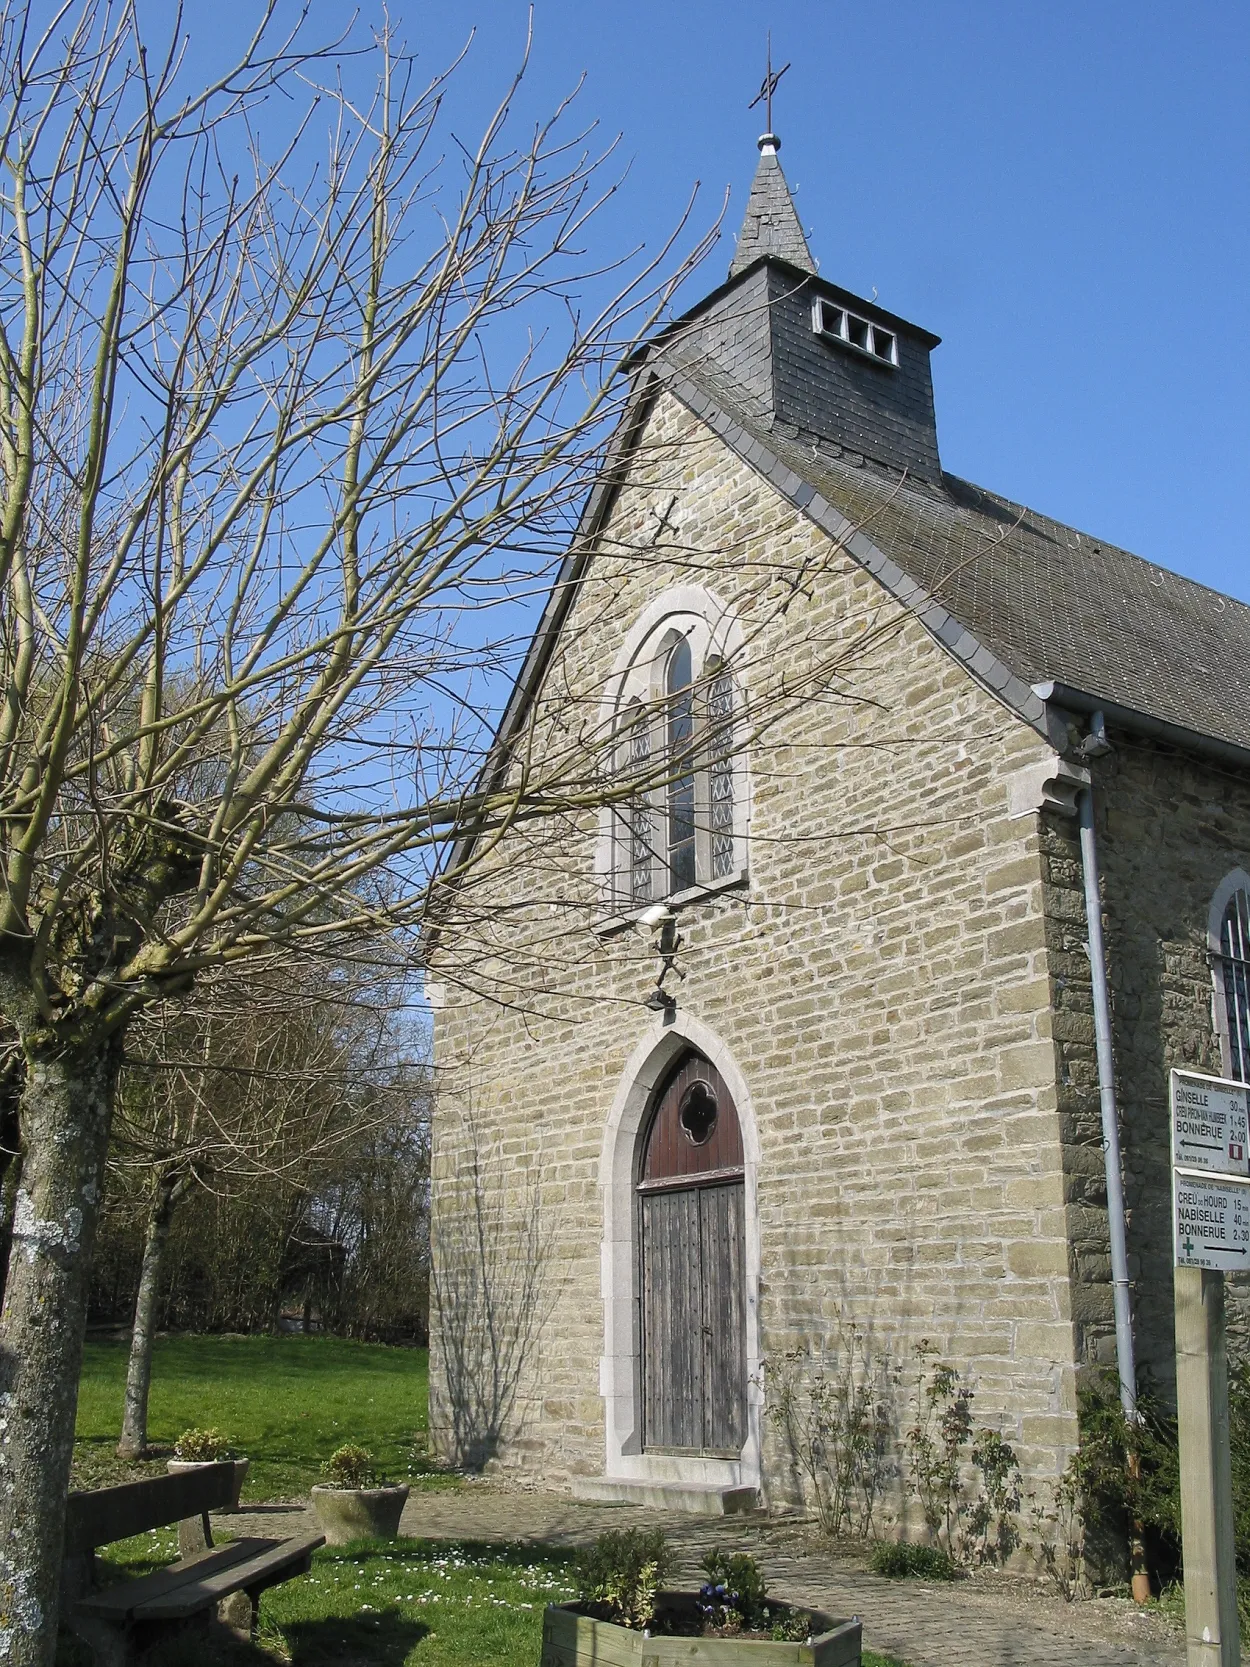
199, 0, 1248, 599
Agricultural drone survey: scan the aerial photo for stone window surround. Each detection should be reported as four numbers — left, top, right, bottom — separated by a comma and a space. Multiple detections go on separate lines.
597, 1011, 762, 1494
594, 584, 750, 923
1210, 866, 1250, 1081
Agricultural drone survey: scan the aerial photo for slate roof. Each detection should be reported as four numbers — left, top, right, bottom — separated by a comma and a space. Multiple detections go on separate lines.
728, 143, 815, 278
680, 367, 1250, 756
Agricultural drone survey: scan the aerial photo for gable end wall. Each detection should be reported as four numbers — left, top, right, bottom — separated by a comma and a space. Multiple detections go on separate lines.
429, 391, 1088, 1514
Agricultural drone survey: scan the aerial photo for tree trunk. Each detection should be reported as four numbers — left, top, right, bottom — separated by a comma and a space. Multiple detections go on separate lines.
0, 1117, 21, 1298
117, 1170, 186, 1458
0, 1039, 119, 1667
0, 1053, 24, 1295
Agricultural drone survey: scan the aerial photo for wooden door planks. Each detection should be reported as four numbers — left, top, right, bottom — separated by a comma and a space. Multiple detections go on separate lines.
641, 1179, 746, 1454
700, 1181, 746, 1453
642, 1186, 704, 1449
638, 1048, 748, 1457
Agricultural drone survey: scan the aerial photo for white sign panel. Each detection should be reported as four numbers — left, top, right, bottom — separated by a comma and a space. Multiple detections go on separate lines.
1170, 1069, 1250, 1179
1174, 1173, 1250, 1272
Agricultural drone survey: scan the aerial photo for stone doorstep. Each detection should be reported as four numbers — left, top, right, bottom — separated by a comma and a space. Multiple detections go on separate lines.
570, 1478, 761, 1516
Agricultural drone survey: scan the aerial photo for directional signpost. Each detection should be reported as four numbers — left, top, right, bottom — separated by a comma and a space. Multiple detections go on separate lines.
1172, 1072, 1250, 1178
1174, 1175, 1250, 1272
1170, 1069, 1246, 1667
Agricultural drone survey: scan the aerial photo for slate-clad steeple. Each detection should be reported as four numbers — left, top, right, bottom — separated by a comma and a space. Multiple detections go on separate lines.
650, 132, 942, 482
728, 134, 814, 278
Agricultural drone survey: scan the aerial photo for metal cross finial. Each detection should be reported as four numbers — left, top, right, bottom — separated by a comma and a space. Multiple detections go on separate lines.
748, 32, 790, 133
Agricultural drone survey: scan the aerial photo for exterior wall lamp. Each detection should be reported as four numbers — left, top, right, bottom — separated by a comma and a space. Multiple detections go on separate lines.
638, 903, 683, 1014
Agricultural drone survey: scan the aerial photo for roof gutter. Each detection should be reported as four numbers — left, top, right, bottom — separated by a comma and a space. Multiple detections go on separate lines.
1033, 681, 1250, 775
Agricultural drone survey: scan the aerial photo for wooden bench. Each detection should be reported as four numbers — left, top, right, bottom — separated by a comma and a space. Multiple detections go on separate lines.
62, 1462, 323, 1665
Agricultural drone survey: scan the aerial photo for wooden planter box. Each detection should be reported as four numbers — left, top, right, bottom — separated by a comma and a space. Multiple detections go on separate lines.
541, 1594, 861, 1666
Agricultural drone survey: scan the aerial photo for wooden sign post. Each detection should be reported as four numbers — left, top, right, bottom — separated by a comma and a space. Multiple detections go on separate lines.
1170, 1069, 1246, 1667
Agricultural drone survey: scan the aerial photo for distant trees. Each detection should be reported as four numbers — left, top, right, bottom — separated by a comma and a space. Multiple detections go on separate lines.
94, 951, 428, 1458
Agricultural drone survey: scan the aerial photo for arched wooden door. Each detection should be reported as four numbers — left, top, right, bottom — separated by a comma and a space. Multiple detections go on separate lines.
637, 1052, 746, 1455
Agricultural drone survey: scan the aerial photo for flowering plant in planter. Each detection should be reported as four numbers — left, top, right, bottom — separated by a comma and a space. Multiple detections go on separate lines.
174, 1427, 237, 1462
324, 1443, 379, 1489
311, 1444, 410, 1545
697, 1549, 811, 1642
545, 1531, 861, 1664
576, 1528, 672, 1630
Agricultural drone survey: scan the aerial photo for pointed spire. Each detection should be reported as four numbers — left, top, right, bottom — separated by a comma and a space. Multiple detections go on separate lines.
729, 134, 815, 279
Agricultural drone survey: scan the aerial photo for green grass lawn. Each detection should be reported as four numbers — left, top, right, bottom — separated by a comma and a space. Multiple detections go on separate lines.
87, 1532, 576, 1666
264, 1540, 575, 1665
262, 1543, 908, 1667
74, 1334, 435, 1500
95, 1530, 907, 1667
70, 1334, 910, 1666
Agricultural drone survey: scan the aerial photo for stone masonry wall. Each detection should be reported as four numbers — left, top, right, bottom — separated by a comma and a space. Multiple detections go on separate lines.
1041, 734, 1250, 1393
428, 389, 1086, 1515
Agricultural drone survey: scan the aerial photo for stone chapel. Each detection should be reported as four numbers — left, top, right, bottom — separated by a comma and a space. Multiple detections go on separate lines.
427, 130, 1250, 1518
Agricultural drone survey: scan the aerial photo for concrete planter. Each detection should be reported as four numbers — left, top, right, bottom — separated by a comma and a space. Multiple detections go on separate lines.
310, 1483, 410, 1544
541, 1594, 861, 1665
166, 1457, 249, 1510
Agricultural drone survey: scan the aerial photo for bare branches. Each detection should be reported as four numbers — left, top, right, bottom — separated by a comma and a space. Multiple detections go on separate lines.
111, 949, 422, 1191
0, 1, 719, 1046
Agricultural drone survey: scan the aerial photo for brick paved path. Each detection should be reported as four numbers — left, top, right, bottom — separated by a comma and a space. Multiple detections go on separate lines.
399, 1485, 1185, 1667
234, 1483, 1188, 1667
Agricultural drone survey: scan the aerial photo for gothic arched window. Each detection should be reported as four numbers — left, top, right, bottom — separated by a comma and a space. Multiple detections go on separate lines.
602, 592, 748, 914
1218, 880, 1250, 1082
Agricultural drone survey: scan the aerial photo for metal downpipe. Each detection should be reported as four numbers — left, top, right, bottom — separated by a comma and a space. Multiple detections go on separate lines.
1078, 783, 1138, 1421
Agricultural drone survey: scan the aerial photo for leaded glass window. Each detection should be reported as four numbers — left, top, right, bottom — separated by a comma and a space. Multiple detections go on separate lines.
666, 638, 696, 892
626, 701, 654, 906
1222, 886, 1250, 1082
707, 664, 735, 880
608, 603, 747, 912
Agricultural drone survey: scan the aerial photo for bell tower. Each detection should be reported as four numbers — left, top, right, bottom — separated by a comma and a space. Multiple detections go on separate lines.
656, 120, 944, 484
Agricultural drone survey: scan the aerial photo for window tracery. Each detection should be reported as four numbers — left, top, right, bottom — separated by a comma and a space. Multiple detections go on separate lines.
707, 661, 736, 882
601, 590, 747, 914
1210, 871, 1250, 1084
625, 699, 655, 907
666, 638, 697, 894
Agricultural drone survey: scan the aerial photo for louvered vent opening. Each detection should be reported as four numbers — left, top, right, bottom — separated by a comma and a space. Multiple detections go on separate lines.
813, 297, 897, 366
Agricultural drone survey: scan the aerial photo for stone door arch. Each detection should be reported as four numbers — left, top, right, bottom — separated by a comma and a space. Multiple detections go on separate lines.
596, 1015, 761, 1498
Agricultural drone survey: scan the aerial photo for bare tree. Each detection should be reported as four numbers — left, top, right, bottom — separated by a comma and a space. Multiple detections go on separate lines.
0, 3, 716, 1657
111, 949, 420, 1459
